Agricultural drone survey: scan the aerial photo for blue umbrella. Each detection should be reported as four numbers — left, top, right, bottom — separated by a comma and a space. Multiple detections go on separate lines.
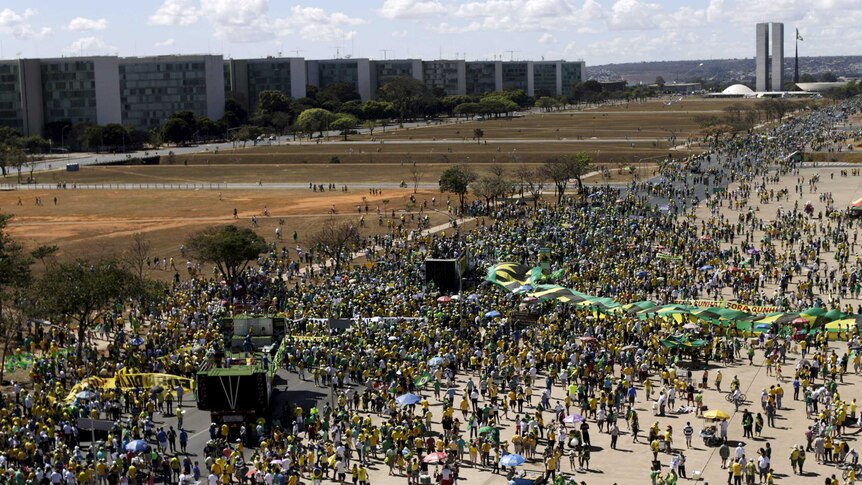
636, 271, 648, 277
699, 265, 714, 271
499, 454, 526, 467
428, 357, 445, 367
396, 393, 422, 406
125, 440, 150, 453
485, 310, 501, 318
129, 337, 144, 346
513, 285, 532, 294
754, 323, 771, 330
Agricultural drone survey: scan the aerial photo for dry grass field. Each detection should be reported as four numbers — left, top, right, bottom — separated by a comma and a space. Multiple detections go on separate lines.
1, 188, 449, 278
0, 97, 795, 270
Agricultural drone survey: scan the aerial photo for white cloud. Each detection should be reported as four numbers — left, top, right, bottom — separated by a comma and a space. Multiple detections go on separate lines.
378, 0, 447, 19
199, 0, 274, 42
67, 17, 108, 31
609, 0, 661, 30
64, 36, 116, 55
538, 32, 555, 44
276, 5, 366, 42
149, 0, 199, 26
0, 8, 52, 39
155, 38, 176, 47
392, 30, 408, 38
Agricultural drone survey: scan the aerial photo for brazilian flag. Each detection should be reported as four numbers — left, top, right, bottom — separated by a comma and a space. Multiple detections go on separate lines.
414, 371, 431, 387
486, 263, 542, 291
529, 285, 587, 303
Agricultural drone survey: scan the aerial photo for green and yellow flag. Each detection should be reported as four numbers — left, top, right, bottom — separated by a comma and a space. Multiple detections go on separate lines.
486, 263, 542, 291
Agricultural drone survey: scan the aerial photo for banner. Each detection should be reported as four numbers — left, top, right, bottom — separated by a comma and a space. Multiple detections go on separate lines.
675, 300, 781, 314
65, 370, 195, 403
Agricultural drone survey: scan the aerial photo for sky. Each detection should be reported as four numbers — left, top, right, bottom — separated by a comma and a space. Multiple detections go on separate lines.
0, 0, 860, 65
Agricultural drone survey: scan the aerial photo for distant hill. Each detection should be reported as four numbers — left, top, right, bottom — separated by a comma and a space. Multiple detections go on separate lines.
587, 56, 862, 85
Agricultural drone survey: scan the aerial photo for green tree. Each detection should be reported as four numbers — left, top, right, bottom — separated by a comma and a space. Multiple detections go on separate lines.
363, 120, 378, 137
222, 98, 248, 129
566, 152, 593, 191
296, 108, 335, 138
0, 214, 33, 382
439, 164, 478, 212
473, 128, 484, 144
378, 76, 438, 121
161, 118, 193, 145
258, 90, 292, 114
361, 100, 394, 121
185, 225, 268, 306
101, 124, 129, 149
32, 258, 143, 359
80, 125, 105, 150
330, 114, 358, 141
655, 76, 666, 87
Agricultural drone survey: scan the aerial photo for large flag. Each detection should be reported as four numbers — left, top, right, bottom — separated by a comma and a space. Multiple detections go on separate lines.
796, 29, 803, 41
529, 285, 588, 303
486, 263, 542, 291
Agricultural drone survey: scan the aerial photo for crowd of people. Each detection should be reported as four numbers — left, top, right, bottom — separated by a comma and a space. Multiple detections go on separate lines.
0, 96, 861, 485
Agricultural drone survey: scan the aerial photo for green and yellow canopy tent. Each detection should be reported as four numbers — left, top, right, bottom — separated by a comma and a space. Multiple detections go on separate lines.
851, 196, 862, 212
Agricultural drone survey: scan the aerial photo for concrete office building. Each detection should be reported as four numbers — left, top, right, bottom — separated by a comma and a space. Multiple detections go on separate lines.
305, 59, 372, 101
466, 61, 502, 95
0, 61, 28, 134
770, 23, 784, 91
532, 61, 562, 97
371, 59, 423, 94
422, 60, 466, 95
755, 22, 785, 92
225, 57, 306, 112
0, 54, 586, 135
119, 55, 224, 130
0, 57, 121, 136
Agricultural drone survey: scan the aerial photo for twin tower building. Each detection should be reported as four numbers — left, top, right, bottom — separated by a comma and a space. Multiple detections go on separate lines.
755, 22, 785, 92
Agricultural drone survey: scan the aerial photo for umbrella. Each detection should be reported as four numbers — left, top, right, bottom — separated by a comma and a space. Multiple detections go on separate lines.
270, 459, 283, 465
129, 337, 144, 346
792, 317, 809, 325
513, 285, 533, 294
387, 336, 399, 341
636, 271, 648, 277
125, 440, 150, 453
562, 414, 585, 424
478, 426, 495, 434
422, 452, 448, 464
579, 336, 597, 343
436, 296, 452, 303
699, 265, 714, 271
499, 454, 526, 467
428, 357, 445, 366
754, 323, 771, 331
485, 310, 501, 318
150, 385, 164, 394
76, 390, 98, 400
682, 323, 700, 330
700, 235, 712, 241
702, 409, 730, 420
396, 393, 422, 406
